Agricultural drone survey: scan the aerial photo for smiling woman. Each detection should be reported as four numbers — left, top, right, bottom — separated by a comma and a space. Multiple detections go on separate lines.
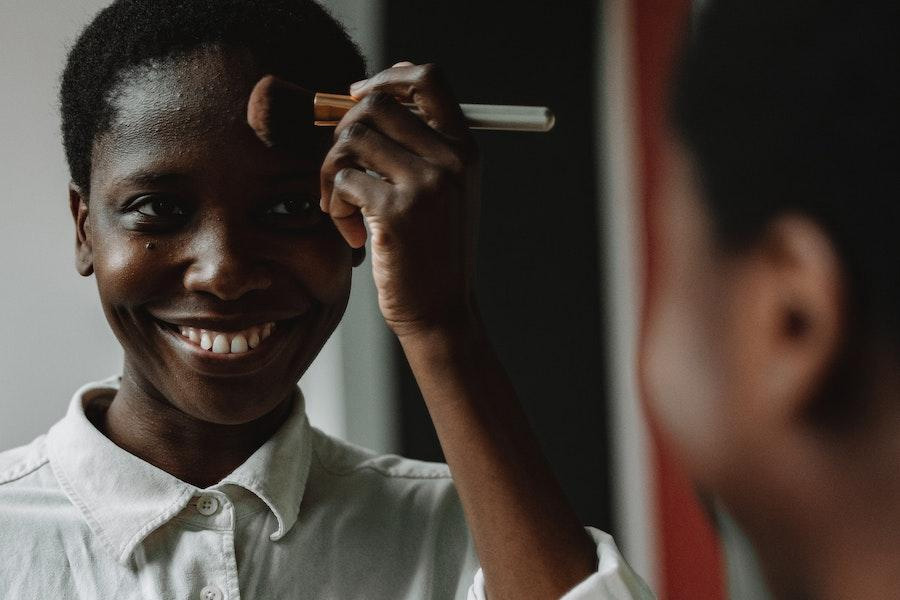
0, 1, 485, 598
0, 0, 651, 598
75, 47, 358, 429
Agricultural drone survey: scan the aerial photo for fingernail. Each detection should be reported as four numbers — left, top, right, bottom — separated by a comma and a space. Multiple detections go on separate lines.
349, 79, 368, 92
320, 197, 327, 211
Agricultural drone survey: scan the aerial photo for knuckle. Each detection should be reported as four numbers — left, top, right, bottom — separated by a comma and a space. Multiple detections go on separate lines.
364, 90, 394, 110
443, 153, 466, 176
391, 192, 415, 218
367, 70, 387, 88
418, 63, 444, 84
320, 151, 338, 176
419, 166, 450, 192
332, 168, 347, 186
442, 141, 479, 176
323, 147, 349, 172
340, 121, 369, 144
333, 167, 354, 187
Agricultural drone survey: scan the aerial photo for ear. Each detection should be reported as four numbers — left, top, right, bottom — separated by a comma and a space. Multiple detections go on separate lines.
69, 183, 94, 277
351, 245, 366, 268
732, 215, 845, 425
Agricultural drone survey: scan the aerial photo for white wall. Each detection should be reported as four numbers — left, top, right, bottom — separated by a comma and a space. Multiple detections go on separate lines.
0, 0, 118, 448
598, 0, 658, 589
0, 0, 395, 453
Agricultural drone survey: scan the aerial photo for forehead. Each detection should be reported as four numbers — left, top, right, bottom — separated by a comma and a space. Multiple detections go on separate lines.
91, 48, 323, 189
106, 47, 258, 146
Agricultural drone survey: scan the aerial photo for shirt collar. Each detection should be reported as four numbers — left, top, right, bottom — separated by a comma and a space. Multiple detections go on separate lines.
46, 376, 313, 565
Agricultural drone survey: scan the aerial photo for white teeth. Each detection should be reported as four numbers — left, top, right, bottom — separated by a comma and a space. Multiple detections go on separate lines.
175, 321, 277, 354
231, 334, 249, 354
248, 330, 261, 349
212, 334, 229, 354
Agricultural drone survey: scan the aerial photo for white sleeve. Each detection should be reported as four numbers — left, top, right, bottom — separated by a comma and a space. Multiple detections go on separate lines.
466, 528, 655, 600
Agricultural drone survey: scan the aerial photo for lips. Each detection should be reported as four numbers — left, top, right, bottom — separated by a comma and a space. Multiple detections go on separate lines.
151, 312, 307, 377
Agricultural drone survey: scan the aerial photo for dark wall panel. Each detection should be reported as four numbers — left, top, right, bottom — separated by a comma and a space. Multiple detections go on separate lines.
386, 1, 610, 529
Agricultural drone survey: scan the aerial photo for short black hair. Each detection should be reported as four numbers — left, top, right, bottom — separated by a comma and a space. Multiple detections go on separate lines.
61, 0, 366, 192
673, 1, 900, 342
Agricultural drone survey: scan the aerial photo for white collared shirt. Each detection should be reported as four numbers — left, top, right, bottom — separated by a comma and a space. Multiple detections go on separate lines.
0, 377, 652, 599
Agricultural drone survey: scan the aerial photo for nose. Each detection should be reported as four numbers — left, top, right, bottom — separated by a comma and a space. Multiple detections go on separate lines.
183, 220, 273, 301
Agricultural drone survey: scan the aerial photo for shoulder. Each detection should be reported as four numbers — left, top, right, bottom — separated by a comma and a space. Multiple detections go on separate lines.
307, 426, 463, 523
310, 426, 453, 481
0, 434, 74, 535
0, 435, 50, 487
304, 428, 477, 586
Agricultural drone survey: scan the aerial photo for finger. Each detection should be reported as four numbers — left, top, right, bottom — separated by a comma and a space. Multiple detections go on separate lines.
334, 91, 463, 170
349, 63, 468, 139
328, 168, 393, 249
348, 61, 415, 91
320, 121, 426, 208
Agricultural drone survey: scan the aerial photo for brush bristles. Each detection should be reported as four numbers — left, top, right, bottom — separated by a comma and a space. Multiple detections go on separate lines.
247, 75, 316, 148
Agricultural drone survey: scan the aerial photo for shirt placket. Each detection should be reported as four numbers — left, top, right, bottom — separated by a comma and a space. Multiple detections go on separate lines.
192, 491, 241, 600
136, 490, 243, 600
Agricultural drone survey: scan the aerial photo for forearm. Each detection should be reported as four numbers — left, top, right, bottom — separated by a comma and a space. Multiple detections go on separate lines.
399, 316, 597, 599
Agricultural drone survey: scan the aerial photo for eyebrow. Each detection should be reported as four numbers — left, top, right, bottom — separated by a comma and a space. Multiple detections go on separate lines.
117, 167, 321, 187
117, 170, 193, 187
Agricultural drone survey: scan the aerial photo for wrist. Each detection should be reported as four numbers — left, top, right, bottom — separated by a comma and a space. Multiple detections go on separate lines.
392, 293, 482, 344
396, 313, 497, 390
396, 307, 482, 355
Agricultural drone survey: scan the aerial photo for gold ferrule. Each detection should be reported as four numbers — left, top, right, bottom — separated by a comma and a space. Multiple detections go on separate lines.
313, 92, 358, 126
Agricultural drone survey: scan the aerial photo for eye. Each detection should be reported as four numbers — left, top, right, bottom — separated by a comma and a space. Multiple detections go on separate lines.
264, 194, 326, 231
135, 196, 187, 218
268, 197, 318, 216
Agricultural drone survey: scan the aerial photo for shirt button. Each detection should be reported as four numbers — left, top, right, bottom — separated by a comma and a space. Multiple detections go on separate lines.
200, 584, 224, 600
195, 495, 219, 516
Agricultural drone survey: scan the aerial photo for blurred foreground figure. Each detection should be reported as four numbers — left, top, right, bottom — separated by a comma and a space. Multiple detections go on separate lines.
640, 1, 900, 598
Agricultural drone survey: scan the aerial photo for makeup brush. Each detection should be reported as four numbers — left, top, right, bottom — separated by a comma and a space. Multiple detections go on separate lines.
247, 75, 555, 147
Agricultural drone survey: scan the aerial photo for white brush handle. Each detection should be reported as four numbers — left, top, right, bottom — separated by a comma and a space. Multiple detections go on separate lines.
459, 103, 556, 132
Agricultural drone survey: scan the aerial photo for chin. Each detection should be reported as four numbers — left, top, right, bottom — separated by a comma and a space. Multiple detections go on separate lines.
171, 374, 296, 425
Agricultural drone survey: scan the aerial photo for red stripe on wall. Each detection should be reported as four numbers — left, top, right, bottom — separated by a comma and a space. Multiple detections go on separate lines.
631, 1, 726, 598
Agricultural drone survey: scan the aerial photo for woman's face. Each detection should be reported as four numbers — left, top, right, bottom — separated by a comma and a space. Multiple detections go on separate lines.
77, 48, 354, 425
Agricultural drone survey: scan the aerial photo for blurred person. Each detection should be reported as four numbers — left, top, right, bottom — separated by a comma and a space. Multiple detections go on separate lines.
555, 1, 900, 598
639, 1, 900, 598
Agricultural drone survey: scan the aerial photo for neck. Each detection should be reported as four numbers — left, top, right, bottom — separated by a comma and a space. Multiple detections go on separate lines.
796, 514, 900, 600
100, 370, 293, 488
749, 443, 900, 600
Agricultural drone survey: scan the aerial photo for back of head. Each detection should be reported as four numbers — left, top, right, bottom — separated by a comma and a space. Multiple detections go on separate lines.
673, 0, 900, 349
61, 0, 366, 192
667, 5, 900, 594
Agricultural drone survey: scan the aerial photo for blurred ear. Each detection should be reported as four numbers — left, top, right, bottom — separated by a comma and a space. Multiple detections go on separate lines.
732, 215, 845, 425
69, 183, 94, 277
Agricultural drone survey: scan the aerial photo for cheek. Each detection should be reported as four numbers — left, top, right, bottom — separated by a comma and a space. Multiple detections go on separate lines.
286, 234, 353, 305
92, 232, 168, 308
642, 267, 724, 445
641, 222, 732, 480
643, 287, 734, 485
